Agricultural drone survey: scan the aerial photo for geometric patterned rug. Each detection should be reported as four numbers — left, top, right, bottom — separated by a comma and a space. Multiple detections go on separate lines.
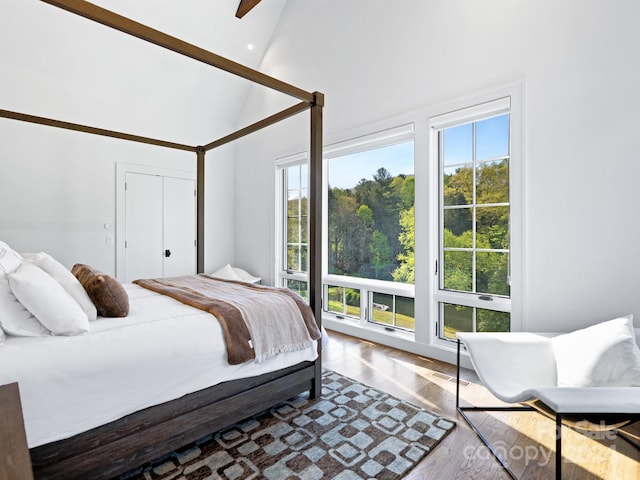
116, 370, 455, 480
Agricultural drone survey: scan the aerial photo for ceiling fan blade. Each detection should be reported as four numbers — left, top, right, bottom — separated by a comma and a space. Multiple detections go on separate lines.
236, 0, 262, 18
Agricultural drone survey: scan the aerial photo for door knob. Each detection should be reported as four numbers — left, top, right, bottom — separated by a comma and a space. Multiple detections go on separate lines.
165, 249, 171, 257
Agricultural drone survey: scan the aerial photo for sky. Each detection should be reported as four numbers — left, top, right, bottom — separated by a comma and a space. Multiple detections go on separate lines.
326, 114, 508, 190
443, 114, 509, 165
327, 141, 414, 190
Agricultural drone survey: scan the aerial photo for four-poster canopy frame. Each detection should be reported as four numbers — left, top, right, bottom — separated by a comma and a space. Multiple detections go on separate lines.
1, 1, 324, 478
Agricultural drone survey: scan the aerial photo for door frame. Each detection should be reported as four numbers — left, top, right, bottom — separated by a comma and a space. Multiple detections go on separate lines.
116, 163, 196, 281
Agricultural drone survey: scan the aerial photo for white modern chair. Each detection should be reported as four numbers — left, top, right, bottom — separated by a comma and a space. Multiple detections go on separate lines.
455, 315, 640, 479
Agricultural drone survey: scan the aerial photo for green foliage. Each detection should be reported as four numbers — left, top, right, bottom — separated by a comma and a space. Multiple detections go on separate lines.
356, 204, 374, 226
393, 206, 414, 283
328, 192, 372, 275
477, 309, 510, 333
441, 159, 510, 297
329, 169, 414, 283
370, 230, 393, 279
345, 288, 360, 306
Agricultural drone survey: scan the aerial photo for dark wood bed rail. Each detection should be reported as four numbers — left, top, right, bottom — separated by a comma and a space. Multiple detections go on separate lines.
30, 361, 319, 480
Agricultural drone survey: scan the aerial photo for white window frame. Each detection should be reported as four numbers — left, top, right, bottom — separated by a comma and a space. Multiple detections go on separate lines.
274, 152, 309, 295
322, 124, 416, 335
273, 83, 523, 363
428, 89, 524, 349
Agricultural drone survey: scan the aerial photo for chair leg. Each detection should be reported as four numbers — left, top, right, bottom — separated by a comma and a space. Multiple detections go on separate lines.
556, 414, 562, 480
456, 340, 528, 480
456, 407, 519, 479
615, 428, 640, 450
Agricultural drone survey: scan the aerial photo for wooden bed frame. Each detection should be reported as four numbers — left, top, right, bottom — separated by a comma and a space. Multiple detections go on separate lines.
1, 1, 324, 479
30, 362, 319, 479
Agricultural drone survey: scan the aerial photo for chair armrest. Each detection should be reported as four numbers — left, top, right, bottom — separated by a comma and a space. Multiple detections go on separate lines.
457, 332, 558, 403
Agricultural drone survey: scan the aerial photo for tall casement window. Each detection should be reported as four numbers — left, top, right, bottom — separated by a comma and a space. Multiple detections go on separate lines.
430, 98, 513, 341
323, 125, 415, 332
276, 154, 309, 300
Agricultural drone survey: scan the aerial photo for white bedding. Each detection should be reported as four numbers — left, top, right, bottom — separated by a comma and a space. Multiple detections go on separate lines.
0, 284, 318, 448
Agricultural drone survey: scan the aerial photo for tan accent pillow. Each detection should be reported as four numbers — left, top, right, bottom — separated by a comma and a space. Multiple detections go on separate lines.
72, 264, 129, 317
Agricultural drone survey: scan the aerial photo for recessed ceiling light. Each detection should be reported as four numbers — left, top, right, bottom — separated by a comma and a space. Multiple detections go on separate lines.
247, 43, 255, 51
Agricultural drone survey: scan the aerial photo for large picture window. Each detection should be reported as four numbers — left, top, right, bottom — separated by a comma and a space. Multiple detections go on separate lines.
324, 125, 416, 332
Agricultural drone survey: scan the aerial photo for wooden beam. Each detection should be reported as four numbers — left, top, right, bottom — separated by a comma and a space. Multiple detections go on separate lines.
40, 0, 315, 104
236, 0, 262, 18
203, 101, 310, 151
0, 109, 196, 152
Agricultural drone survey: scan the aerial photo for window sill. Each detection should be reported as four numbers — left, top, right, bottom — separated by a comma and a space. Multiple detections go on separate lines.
322, 315, 474, 369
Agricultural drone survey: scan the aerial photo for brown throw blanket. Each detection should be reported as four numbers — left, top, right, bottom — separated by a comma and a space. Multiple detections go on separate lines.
133, 274, 321, 365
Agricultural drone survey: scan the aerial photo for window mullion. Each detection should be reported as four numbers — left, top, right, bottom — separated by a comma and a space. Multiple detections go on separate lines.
472, 121, 477, 295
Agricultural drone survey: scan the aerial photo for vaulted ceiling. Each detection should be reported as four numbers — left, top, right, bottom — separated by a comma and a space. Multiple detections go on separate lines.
0, 0, 288, 145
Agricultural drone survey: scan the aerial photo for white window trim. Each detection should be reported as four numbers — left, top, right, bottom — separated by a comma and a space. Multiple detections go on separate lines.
427, 85, 524, 350
323, 123, 415, 159
273, 82, 524, 367
323, 274, 416, 326
274, 152, 308, 290
322, 124, 417, 333
322, 123, 415, 280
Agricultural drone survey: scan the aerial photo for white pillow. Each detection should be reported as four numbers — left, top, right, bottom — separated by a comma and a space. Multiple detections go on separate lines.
22, 252, 98, 321
0, 327, 5, 346
210, 263, 243, 281
0, 276, 51, 337
8, 263, 89, 336
232, 267, 262, 284
551, 315, 640, 387
0, 240, 23, 276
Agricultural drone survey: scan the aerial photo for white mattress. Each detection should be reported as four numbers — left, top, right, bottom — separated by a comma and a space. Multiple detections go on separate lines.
0, 284, 318, 448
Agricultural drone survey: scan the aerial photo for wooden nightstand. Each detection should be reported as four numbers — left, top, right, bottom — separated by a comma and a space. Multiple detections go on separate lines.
0, 383, 34, 480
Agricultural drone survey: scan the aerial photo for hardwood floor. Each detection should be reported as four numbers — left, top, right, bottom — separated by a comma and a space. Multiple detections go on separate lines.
323, 330, 640, 480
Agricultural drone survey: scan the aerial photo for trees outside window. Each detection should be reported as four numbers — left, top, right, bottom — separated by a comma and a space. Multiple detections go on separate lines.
325, 132, 416, 332
327, 146, 415, 284
431, 100, 512, 340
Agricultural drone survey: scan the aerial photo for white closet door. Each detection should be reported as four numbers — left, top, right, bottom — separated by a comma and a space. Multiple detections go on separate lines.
163, 177, 196, 278
124, 172, 164, 282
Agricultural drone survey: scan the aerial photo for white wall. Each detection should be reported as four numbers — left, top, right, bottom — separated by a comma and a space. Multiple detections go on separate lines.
0, 0, 238, 275
234, 0, 640, 338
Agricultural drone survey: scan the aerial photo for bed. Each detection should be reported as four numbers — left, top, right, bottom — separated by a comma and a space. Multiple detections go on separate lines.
0, 247, 323, 479
0, 1, 324, 479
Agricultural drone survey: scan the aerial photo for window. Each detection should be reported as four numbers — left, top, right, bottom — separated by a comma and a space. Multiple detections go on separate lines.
275, 86, 522, 352
431, 98, 513, 341
323, 125, 416, 332
325, 285, 361, 319
370, 292, 415, 331
276, 154, 309, 300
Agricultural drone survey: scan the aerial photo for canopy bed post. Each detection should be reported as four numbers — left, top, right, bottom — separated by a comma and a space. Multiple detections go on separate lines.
309, 91, 324, 398
196, 146, 205, 273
